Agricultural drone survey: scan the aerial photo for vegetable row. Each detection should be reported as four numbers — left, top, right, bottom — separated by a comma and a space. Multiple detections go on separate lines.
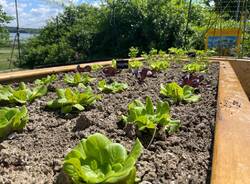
0, 48, 210, 184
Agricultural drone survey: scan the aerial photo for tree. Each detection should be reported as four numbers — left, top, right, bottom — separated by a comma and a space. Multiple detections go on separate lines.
0, 5, 13, 46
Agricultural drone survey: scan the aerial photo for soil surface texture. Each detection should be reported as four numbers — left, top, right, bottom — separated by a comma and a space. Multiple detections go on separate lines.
0, 62, 219, 184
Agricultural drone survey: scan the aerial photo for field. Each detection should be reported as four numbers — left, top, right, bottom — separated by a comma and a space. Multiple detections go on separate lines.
0, 47, 18, 72
0, 58, 219, 183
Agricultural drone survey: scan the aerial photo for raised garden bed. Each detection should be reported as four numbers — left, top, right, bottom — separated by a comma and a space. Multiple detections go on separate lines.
0, 59, 220, 184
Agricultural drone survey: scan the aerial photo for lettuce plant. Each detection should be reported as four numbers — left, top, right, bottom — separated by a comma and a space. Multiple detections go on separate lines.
91, 64, 103, 72
160, 82, 201, 103
0, 82, 47, 104
63, 133, 143, 184
102, 67, 120, 77
122, 96, 180, 134
0, 106, 29, 139
47, 87, 100, 113
98, 80, 128, 93
128, 47, 139, 59
34, 74, 57, 86
64, 73, 95, 86
149, 60, 169, 72
112, 59, 117, 68
76, 65, 92, 72
128, 60, 143, 69
183, 62, 207, 73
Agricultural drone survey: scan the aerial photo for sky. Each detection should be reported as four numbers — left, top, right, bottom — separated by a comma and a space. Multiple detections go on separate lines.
0, 0, 99, 28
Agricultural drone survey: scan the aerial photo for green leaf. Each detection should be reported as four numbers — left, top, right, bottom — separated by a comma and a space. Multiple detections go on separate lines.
122, 96, 180, 135
98, 80, 128, 94
145, 96, 154, 115
73, 104, 85, 111
0, 106, 29, 139
64, 73, 95, 86
63, 133, 142, 184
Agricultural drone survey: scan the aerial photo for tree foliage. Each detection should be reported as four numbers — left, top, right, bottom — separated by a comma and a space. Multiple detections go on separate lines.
20, 0, 249, 67
0, 5, 12, 46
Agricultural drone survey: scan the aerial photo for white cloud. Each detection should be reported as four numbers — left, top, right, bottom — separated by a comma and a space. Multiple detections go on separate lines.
1, 0, 62, 28
0, 0, 101, 28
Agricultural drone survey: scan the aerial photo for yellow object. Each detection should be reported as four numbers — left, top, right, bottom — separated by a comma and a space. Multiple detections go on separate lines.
205, 29, 241, 55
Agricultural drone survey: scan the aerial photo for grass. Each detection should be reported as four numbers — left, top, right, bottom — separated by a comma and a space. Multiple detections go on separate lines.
0, 47, 18, 72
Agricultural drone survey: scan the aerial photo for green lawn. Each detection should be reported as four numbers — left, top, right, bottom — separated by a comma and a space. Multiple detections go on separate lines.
0, 47, 18, 71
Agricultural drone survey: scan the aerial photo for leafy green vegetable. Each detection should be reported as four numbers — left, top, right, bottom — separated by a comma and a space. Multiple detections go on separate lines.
149, 60, 169, 71
128, 47, 139, 59
160, 82, 201, 103
183, 62, 207, 73
47, 87, 100, 113
63, 133, 143, 184
128, 60, 143, 69
64, 73, 95, 86
0, 82, 47, 104
112, 59, 117, 68
98, 80, 128, 93
0, 106, 29, 139
34, 74, 57, 86
122, 96, 180, 134
91, 64, 103, 72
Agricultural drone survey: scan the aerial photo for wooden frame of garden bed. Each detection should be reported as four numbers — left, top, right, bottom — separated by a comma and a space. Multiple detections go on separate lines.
0, 58, 250, 184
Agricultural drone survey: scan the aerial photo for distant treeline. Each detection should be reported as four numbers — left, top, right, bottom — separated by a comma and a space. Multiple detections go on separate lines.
6, 27, 40, 34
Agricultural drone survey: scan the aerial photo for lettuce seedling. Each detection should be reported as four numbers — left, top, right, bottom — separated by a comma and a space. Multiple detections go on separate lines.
34, 74, 57, 86
181, 73, 204, 88
102, 67, 120, 77
128, 60, 143, 69
149, 60, 169, 72
0, 82, 47, 104
91, 64, 103, 72
183, 62, 207, 73
133, 68, 155, 83
0, 106, 29, 139
122, 96, 180, 134
64, 73, 95, 86
160, 82, 201, 103
47, 87, 100, 113
76, 65, 92, 72
98, 80, 128, 93
112, 59, 117, 68
63, 133, 143, 184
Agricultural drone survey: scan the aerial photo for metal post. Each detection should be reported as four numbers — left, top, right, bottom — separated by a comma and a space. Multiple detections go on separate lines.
236, 0, 241, 21
184, 0, 192, 49
15, 0, 21, 65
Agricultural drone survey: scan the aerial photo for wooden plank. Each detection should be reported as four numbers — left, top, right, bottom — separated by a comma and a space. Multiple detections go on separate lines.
0, 60, 112, 83
211, 61, 250, 184
230, 61, 250, 99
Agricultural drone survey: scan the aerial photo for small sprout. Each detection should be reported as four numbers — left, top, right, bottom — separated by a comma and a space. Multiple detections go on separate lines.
64, 73, 95, 86
0, 82, 47, 104
122, 96, 180, 135
91, 64, 103, 72
34, 74, 57, 86
98, 80, 128, 93
149, 60, 169, 72
133, 68, 155, 83
76, 65, 92, 72
112, 59, 117, 68
47, 87, 101, 114
102, 67, 120, 77
160, 82, 201, 103
128, 60, 143, 69
183, 62, 207, 73
128, 47, 139, 59
181, 73, 204, 88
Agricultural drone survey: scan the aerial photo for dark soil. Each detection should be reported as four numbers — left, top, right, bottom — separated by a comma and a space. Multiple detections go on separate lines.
0, 62, 219, 184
